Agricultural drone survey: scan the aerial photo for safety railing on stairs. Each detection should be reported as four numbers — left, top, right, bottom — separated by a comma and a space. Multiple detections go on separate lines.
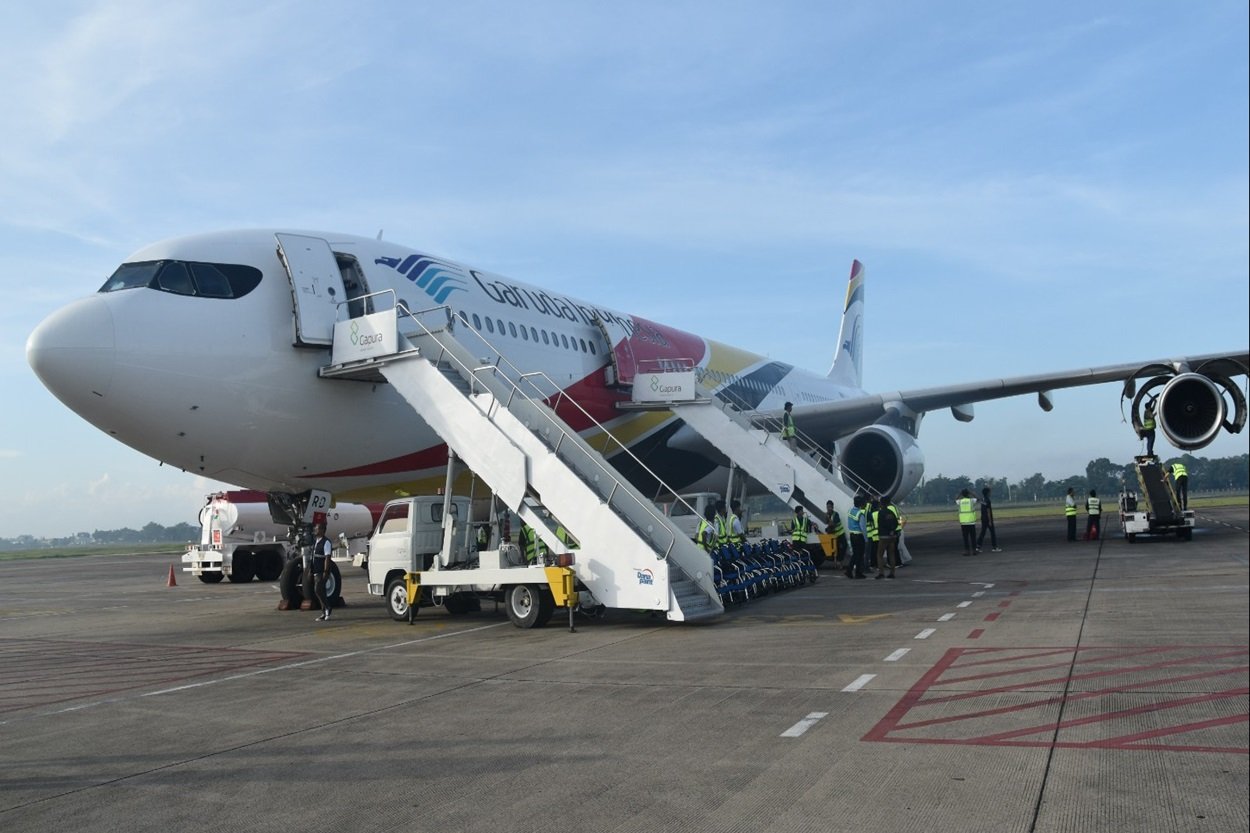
387, 302, 703, 564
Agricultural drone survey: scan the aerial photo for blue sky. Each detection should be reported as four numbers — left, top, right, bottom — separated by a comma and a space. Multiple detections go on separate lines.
2, 1, 1247, 538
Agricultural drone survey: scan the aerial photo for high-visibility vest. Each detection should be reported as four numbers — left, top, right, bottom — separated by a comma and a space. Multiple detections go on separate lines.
1087, 497, 1102, 515
1142, 413, 1155, 430
716, 515, 731, 546
781, 411, 797, 439
695, 519, 714, 551
847, 506, 865, 535
1065, 497, 1077, 517
827, 512, 845, 537
1172, 462, 1187, 478
865, 510, 879, 542
958, 497, 977, 524
727, 512, 745, 546
556, 525, 578, 549
791, 514, 809, 543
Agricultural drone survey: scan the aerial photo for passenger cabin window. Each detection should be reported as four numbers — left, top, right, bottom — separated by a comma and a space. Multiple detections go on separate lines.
98, 260, 262, 299
472, 313, 482, 330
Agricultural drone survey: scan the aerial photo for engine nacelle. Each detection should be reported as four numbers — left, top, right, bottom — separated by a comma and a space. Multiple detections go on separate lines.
837, 425, 925, 500
1157, 373, 1227, 451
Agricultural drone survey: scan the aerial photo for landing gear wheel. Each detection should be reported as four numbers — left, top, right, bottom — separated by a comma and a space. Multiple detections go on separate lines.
278, 559, 304, 608
505, 584, 554, 629
227, 551, 254, 583
386, 577, 414, 621
199, 572, 224, 584
302, 561, 343, 609
1179, 527, 1192, 541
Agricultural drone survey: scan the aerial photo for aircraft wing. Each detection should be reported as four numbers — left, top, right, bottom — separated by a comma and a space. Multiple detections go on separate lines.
787, 349, 1250, 443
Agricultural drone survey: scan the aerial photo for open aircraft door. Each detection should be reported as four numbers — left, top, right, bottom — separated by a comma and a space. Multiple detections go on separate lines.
593, 315, 637, 387
276, 233, 346, 346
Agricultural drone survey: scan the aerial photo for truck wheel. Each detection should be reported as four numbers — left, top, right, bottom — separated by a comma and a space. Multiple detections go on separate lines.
279, 559, 304, 607
1127, 533, 1136, 543
254, 551, 284, 582
227, 551, 254, 583
199, 572, 224, 584
386, 577, 413, 621
1179, 528, 1193, 541
505, 584, 553, 629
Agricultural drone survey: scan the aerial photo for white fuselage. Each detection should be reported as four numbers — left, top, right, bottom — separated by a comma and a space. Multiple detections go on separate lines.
28, 230, 863, 506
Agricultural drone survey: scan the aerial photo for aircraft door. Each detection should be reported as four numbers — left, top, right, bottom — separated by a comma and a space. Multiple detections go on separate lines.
275, 233, 346, 346
593, 315, 637, 387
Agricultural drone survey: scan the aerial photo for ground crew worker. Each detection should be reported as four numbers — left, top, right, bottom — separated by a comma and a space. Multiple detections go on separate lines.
1085, 490, 1102, 540
555, 524, 579, 549
875, 494, 901, 579
791, 505, 814, 565
695, 506, 717, 552
311, 523, 334, 621
1065, 488, 1078, 541
715, 500, 732, 548
845, 495, 868, 578
729, 500, 747, 547
1171, 461, 1189, 509
864, 497, 879, 575
957, 489, 979, 555
977, 486, 1001, 552
824, 499, 845, 565
780, 401, 797, 452
1141, 399, 1157, 457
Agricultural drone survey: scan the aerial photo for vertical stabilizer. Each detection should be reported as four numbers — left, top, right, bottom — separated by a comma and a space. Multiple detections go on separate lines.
827, 260, 865, 388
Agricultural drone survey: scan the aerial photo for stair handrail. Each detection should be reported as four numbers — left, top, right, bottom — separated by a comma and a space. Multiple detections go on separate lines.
393, 303, 696, 562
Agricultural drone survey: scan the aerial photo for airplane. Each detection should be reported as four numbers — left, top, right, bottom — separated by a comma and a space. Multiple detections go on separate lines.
25, 229, 1249, 532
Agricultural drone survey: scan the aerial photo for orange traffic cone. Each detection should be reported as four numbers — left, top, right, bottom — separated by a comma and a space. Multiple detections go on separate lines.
166, 564, 178, 587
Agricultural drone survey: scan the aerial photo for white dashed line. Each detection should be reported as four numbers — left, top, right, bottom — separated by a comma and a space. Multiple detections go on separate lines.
884, 648, 910, 662
972, 591, 986, 598
842, 674, 876, 692
957, 601, 972, 608
781, 712, 829, 737
915, 628, 936, 639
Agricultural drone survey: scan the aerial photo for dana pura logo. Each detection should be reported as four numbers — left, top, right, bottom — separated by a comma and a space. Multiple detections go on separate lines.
635, 568, 654, 586
374, 254, 468, 304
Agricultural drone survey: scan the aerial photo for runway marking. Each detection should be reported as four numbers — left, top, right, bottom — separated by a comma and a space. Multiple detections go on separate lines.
984, 612, 1002, 622
957, 601, 972, 608
885, 649, 910, 662
938, 613, 956, 622
915, 629, 936, 640
843, 674, 876, 692
972, 591, 986, 598
967, 629, 985, 639
863, 645, 1250, 753
780, 711, 828, 737
998, 601, 1012, 608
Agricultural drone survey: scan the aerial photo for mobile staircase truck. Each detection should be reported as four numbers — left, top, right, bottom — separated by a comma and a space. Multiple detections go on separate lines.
321, 297, 723, 628
1119, 456, 1194, 542
182, 490, 374, 584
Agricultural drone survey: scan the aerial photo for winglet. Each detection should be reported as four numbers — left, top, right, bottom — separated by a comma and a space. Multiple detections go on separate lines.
827, 260, 865, 388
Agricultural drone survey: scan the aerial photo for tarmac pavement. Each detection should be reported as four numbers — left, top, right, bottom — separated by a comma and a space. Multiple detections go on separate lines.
1, 506, 1246, 833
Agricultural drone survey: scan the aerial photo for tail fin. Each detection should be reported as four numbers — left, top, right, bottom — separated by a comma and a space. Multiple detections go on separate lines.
827, 260, 865, 388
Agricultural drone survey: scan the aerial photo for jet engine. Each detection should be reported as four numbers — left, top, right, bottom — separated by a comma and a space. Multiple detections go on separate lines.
837, 425, 925, 500
1127, 359, 1247, 452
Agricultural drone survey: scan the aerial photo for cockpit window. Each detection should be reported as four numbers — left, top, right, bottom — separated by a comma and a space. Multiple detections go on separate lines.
98, 260, 262, 299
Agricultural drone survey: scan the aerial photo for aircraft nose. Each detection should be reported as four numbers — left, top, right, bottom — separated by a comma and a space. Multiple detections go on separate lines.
27, 295, 117, 405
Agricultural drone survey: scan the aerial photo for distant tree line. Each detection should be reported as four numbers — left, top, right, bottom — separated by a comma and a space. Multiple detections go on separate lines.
1, 521, 199, 552
908, 452, 1248, 506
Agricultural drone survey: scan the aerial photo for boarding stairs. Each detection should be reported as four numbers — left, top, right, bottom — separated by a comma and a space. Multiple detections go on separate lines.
626, 379, 873, 522
320, 303, 721, 621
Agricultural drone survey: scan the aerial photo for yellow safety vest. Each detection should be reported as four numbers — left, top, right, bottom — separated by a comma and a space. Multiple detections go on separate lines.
958, 498, 977, 524
1142, 413, 1155, 430
781, 411, 797, 440
792, 514, 809, 543
865, 510, 878, 542
695, 519, 714, 551
716, 515, 731, 546
521, 527, 546, 563
1065, 497, 1077, 517
1172, 463, 1187, 478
